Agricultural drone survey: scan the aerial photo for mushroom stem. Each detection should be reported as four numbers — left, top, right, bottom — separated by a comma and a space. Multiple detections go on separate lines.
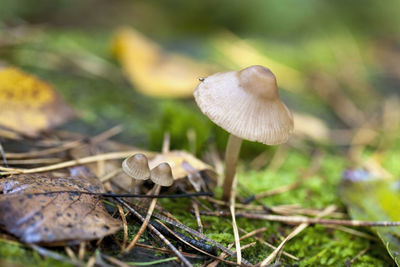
222, 134, 243, 201
130, 179, 136, 193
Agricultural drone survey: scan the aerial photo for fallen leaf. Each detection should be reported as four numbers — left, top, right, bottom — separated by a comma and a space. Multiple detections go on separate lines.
340, 169, 400, 265
148, 150, 215, 191
112, 27, 210, 98
0, 174, 121, 244
0, 67, 75, 137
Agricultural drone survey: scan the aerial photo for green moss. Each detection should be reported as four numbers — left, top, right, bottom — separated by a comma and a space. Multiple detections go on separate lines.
0, 239, 72, 267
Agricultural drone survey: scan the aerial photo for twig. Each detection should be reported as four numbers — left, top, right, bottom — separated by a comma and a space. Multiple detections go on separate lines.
156, 220, 248, 266
192, 200, 204, 234
117, 204, 128, 250
78, 241, 86, 261
125, 185, 161, 252
0, 150, 155, 175
135, 207, 250, 264
1, 158, 61, 165
350, 246, 369, 264
259, 205, 336, 266
115, 197, 193, 267
200, 211, 400, 227
0, 142, 8, 167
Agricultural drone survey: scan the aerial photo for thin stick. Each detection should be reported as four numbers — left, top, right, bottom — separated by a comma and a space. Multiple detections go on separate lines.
1, 158, 61, 165
0, 142, 8, 167
0, 150, 155, 175
117, 204, 128, 250
136, 206, 250, 264
156, 220, 247, 266
192, 200, 203, 234
259, 205, 336, 266
200, 211, 400, 227
222, 134, 242, 201
116, 198, 192, 267
78, 241, 86, 261
350, 246, 369, 264
230, 177, 241, 265
125, 185, 161, 252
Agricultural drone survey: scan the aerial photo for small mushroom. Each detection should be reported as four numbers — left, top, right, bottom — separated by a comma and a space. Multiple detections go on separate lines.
122, 153, 151, 192
150, 162, 174, 187
194, 65, 294, 201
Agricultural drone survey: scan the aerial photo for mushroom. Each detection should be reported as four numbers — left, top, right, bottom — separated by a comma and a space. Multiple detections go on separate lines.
122, 153, 151, 192
150, 162, 174, 187
194, 65, 294, 201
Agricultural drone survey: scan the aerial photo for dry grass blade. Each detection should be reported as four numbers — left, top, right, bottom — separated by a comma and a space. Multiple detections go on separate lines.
124, 185, 161, 252
200, 211, 400, 227
117, 204, 128, 250
116, 198, 193, 267
1, 158, 61, 165
192, 200, 203, 233
5, 125, 123, 159
230, 177, 241, 265
259, 205, 336, 265
0, 150, 155, 175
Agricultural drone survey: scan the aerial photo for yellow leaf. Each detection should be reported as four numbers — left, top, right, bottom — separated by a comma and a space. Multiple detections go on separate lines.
112, 27, 210, 98
0, 67, 75, 137
148, 150, 215, 180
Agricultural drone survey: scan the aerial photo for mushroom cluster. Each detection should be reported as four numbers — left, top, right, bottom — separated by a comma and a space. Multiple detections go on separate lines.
122, 153, 174, 191
194, 65, 294, 201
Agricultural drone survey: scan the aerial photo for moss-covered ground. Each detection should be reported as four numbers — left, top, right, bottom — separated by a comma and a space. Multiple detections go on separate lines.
1, 28, 399, 266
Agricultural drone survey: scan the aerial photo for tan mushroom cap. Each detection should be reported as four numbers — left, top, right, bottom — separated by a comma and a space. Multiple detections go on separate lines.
150, 163, 174, 187
194, 65, 294, 145
122, 153, 150, 180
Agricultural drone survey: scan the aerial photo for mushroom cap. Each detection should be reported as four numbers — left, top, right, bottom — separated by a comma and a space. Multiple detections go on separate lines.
194, 65, 294, 145
122, 153, 151, 180
150, 163, 174, 187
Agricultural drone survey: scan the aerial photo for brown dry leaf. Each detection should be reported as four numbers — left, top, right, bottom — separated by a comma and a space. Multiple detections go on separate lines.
0, 67, 75, 137
149, 150, 214, 179
112, 27, 211, 98
149, 150, 215, 191
0, 174, 121, 244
